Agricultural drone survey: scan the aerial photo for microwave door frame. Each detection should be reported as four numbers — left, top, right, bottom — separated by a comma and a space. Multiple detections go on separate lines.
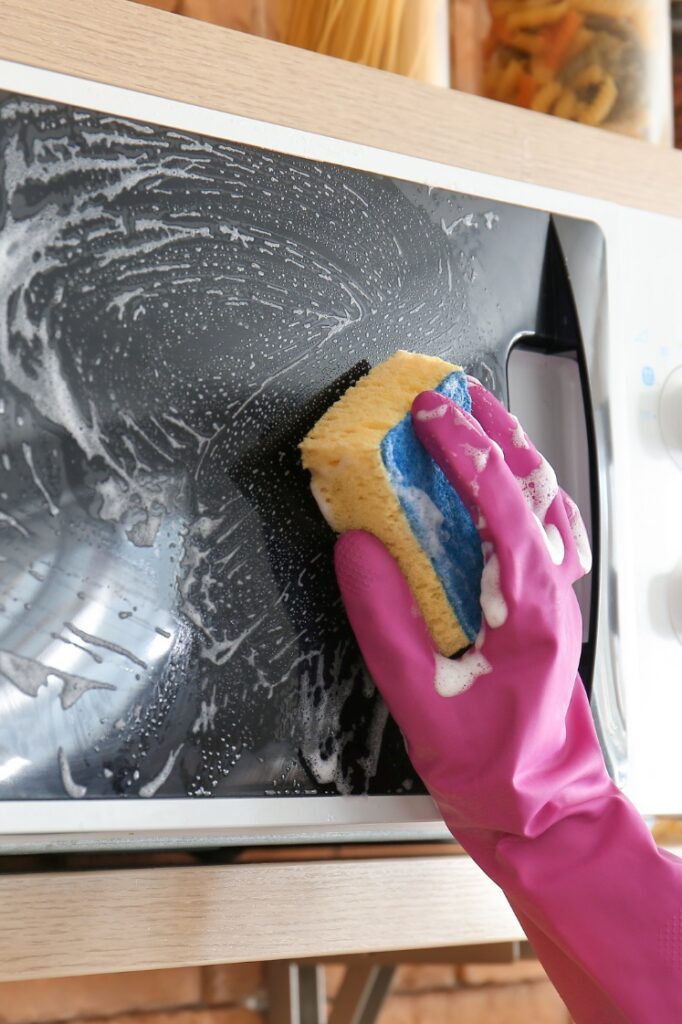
0, 58, 624, 846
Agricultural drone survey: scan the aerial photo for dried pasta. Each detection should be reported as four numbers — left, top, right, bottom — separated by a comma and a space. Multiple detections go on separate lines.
276, 0, 445, 84
472, 0, 658, 138
507, 1, 569, 30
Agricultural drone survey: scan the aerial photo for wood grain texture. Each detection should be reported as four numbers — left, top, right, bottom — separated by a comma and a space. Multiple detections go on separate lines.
0, 857, 523, 981
1, 0, 682, 218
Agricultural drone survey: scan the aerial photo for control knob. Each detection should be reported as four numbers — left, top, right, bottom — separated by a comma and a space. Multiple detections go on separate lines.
659, 365, 682, 469
669, 559, 682, 646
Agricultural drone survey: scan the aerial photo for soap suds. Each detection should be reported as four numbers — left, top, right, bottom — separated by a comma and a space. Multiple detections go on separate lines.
463, 443, 490, 474
415, 402, 448, 422
310, 479, 337, 529
1, 97, 483, 799
192, 688, 218, 734
441, 212, 477, 236
480, 542, 508, 627
139, 744, 183, 797
434, 650, 491, 697
510, 415, 529, 449
395, 481, 447, 562
305, 747, 339, 786
58, 747, 87, 798
564, 494, 592, 573
518, 457, 558, 523
544, 522, 565, 565
533, 515, 565, 566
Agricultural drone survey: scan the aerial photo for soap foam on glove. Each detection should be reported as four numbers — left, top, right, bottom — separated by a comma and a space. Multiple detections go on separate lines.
299, 350, 483, 656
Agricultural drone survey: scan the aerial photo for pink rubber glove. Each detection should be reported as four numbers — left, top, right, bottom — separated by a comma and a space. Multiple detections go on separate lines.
335, 380, 682, 1023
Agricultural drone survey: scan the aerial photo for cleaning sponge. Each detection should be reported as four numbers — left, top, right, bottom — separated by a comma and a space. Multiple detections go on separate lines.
300, 350, 483, 656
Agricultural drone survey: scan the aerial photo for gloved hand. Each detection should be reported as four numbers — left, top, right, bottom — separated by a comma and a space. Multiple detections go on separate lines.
335, 379, 682, 1023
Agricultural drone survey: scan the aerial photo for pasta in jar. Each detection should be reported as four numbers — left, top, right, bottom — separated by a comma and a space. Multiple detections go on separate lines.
131, 1, 450, 86
451, 0, 673, 142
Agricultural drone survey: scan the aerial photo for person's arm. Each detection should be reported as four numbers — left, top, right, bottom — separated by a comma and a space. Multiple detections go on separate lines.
334, 381, 682, 1024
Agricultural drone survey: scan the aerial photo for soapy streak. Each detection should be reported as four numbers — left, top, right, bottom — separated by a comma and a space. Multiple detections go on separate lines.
148, 415, 187, 451
21, 442, 59, 516
414, 403, 448, 422
50, 632, 103, 664
0, 119, 225, 553
119, 411, 175, 464
64, 622, 148, 669
564, 494, 592, 573
441, 213, 477, 235
271, 628, 308, 662
0, 648, 115, 708
192, 690, 217, 734
480, 543, 508, 627
229, 349, 314, 420
161, 413, 213, 448
299, 643, 381, 795
207, 614, 268, 665
58, 747, 87, 798
139, 744, 183, 797
0, 509, 29, 537
178, 526, 268, 664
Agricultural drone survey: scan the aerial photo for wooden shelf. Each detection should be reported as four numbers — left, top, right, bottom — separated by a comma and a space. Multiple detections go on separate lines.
1, 0, 682, 218
0, 850, 522, 981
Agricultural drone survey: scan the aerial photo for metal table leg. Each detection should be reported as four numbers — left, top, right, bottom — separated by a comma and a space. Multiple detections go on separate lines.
267, 960, 395, 1024
267, 962, 327, 1024
267, 940, 529, 1023
328, 965, 396, 1024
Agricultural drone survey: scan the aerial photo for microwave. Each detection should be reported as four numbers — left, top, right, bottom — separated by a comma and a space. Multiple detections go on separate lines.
0, 56, 681, 852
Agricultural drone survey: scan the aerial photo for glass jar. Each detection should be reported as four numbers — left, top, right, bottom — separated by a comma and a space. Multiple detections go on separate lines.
451, 0, 673, 143
178, 0, 280, 38
133, 0, 450, 87
272, 0, 450, 86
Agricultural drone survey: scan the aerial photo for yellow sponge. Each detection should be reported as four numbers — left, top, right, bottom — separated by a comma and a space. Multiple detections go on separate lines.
300, 350, 483, 656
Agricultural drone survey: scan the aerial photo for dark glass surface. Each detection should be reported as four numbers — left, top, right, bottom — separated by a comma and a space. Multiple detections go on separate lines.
0, 92, 571, 799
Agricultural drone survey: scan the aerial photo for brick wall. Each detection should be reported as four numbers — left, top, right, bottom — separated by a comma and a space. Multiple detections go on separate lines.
0, 958, 571, 1024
